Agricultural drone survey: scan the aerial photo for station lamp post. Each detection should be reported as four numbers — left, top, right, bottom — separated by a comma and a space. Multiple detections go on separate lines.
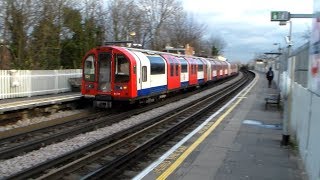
271, 11, 315, 146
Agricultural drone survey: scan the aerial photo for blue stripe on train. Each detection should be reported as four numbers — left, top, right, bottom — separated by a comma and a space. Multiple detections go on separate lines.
198, 79, 204, 84
181, 81, 189, 87
137, 85, 167, 96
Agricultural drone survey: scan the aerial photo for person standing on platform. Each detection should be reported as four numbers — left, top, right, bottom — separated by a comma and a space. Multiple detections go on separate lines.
266, 67, 274, 88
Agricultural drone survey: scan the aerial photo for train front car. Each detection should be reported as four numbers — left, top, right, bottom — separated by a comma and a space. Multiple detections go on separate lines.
81, 46, 137, 108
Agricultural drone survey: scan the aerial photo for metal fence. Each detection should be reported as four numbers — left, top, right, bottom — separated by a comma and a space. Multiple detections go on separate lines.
291, 43, 309, 87
0, 69, 81, 99
258, 42, 309, 88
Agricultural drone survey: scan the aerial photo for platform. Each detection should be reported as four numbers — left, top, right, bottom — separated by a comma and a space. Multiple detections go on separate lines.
0, 92, 81, 114
134, 71, 306, 180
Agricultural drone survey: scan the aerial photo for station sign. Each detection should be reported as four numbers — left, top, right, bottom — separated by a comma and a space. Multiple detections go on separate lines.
271, 11, 290, 21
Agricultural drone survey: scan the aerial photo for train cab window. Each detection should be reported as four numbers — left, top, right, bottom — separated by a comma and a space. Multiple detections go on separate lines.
84, 55, 95, 81
115, 54, 130, 83
147, 56, 165, 75
178, 58, 188, 73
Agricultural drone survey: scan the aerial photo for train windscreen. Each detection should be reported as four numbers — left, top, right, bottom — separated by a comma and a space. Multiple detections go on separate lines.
115, 55, 130, 83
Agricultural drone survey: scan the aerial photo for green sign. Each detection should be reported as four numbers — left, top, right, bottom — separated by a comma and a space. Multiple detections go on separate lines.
271, 11, 290, 21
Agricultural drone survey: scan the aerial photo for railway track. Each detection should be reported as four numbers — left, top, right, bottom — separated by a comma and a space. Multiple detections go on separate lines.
0, 73, 238, 160
4, 70, 253, 179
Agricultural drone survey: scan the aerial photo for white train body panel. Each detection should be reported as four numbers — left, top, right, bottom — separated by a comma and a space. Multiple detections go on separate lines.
130, 51, 167, 96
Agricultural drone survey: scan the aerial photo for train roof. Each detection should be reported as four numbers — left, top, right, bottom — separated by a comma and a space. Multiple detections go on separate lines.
98, 45, 231, 63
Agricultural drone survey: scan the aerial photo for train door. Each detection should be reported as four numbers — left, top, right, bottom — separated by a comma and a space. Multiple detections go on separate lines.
201, 59, 208, 82
97, 53, 112, 93
131, 51, 151, 96
186, 58, 197, 85
162, 54, 180, 90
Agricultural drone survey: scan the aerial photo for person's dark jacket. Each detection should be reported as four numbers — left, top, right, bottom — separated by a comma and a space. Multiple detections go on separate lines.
266, 70, 274, 81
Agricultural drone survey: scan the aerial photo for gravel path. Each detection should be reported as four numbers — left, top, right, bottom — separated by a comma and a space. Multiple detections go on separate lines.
0, 75, 241, 178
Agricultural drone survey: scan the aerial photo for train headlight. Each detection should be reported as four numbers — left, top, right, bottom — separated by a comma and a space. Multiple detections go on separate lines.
88, 84, 94, 89
115, 85, 122, 90
115, 85, 127, 90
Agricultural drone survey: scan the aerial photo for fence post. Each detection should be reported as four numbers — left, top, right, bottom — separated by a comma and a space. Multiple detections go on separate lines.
55, 70, 59, 94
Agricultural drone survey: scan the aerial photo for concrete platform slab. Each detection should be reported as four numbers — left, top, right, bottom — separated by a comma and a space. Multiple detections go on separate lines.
135, 71, 306, 180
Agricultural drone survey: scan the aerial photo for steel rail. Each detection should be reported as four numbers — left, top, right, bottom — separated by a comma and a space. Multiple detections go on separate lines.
80, 71, 253, 179
0, 75, 237, 160
4, 72, 248, 180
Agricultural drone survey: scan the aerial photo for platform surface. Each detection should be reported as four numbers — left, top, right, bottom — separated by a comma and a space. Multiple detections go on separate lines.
136, 72, 306, 180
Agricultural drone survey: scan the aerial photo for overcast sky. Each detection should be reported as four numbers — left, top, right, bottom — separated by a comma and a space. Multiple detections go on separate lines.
182, 0, 313, 62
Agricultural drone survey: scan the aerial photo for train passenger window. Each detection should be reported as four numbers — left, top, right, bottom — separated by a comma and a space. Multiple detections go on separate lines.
190, 64, 193, 74
175, 63, 179, 76
147, 56, 165, 75
170, 63, 174, 76
178, 58, 188, 73
198, 59, 203, 72
115, 55, 130, 83
142, 66, 147, 82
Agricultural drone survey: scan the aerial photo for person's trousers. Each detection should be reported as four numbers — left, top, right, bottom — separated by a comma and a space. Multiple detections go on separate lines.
268, 80, 272, 88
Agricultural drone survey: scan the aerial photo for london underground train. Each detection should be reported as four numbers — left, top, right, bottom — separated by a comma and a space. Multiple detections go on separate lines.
81, 45, 238, 108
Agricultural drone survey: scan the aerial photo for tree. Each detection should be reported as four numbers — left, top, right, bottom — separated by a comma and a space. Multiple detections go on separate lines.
81, 0, 106, 49
137, 0, 183, 50
166, 12, 206, 49
208, 35, 227, 56
60, 6, 83, 69
1, 0, 209, 69
60, 1, 106, 69
30, 0, 62, 69
196, 35, 226, 57
4, 0, 32, 69
211, 46, 219, 56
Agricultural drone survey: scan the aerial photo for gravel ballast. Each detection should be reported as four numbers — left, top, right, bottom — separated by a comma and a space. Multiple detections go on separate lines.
0, 74, 242, 178
0, 110, 85, 132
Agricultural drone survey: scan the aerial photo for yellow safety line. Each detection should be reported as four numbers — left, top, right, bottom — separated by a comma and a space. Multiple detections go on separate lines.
157, 76, 258, 180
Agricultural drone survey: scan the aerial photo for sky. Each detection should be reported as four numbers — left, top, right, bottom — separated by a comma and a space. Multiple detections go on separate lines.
182, 0, 314, 63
